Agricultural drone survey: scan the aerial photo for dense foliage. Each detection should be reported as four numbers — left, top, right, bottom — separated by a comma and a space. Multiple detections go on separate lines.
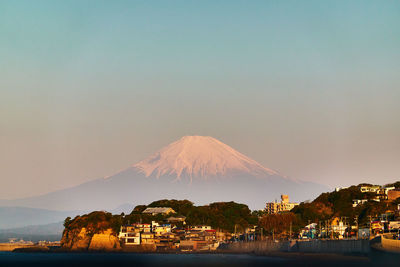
385, 181, 400, 188
291, 184, 400, 228
128, 199, 257, 232
64, 200, 257, 234
259, 212, 298, 237
63, 211, 123, 235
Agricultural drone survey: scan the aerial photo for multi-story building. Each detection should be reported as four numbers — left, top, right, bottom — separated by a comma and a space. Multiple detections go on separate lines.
265, 194, 299, 214
142, 207, 175, 216
190, 225, 212, 231
119, 223, 153, 245
359, 185, 396, 201
118, 225, 142, 245
151, 221, 172, 236
140, 232, 155, 244
360, 185, 381, 193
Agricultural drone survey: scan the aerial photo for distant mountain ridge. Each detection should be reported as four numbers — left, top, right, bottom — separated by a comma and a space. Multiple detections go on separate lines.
0, 222, 64, 242
0, 136, 329, 211
0, 207, 80, 229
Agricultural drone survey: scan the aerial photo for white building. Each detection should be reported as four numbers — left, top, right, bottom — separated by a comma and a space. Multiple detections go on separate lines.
191, 225, 212, 231
360, 185, 381, 193
118, 230, 141, 245
151, 221, 172, 236
265, 195, 299, 214
335, 187, 349, 192
142, 207, 175, 216
352, 199, 368, 207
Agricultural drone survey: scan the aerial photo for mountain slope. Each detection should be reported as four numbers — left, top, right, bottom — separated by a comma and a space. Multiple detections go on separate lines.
133, 136, 278, 179
0, 136, 329, 210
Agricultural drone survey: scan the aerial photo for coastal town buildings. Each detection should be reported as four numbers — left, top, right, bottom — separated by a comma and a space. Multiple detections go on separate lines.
265, 194, 299, 214
358, 185, 396, 201
118, 212, 221, 251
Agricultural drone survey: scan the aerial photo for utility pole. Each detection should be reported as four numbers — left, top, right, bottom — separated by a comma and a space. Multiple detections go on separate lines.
368, 215, 372, 237
343, 216, 349, 239
319, 221, 322, 239
272, 228, 275, 241
326, 220, 328, 239
355, 215, 359, 239
289, 222, 292, 240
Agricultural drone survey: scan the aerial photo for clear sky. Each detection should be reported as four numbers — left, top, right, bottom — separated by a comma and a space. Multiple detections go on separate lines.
1, 0, 400, 199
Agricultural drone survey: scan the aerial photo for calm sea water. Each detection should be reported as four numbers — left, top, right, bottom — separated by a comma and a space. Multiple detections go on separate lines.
2, 251, 398, 267
0, 252, 289, 267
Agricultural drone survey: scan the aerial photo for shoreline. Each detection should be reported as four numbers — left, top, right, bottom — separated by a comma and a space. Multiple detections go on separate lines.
9, 247, 400, 266
9, 238, 400, 265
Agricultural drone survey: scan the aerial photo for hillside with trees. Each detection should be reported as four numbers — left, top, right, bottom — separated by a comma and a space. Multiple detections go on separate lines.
63, 200, 258, 236
291, 184, 400, 227
62, 182, 400, 240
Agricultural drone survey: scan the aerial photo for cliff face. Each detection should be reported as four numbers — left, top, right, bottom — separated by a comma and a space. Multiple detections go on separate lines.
88, 229, 121, 250
61, 211, 122, 251
61, 227, 120, 251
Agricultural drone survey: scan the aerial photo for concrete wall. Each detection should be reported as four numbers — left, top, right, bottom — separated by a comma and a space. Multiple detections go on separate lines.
222, 239, 370, 254
223, 240, 288, 253
381, 234, 400, 251
296, 239, 370, 253
0, 244, 34, 251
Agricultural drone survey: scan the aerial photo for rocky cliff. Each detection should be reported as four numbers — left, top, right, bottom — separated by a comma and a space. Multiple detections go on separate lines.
61, 227, 120, 251
88, 229, 121, 250
61, 211, 122, 251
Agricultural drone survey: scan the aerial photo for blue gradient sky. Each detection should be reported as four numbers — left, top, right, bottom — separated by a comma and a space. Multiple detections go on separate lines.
1, 0, 400, 198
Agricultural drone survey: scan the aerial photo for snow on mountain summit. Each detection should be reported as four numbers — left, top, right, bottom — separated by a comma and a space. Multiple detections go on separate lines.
133, 136, 279, 179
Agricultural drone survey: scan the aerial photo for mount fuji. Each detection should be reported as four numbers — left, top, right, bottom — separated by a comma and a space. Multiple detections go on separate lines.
134, 136, 279, 180
0, 136, 328, 211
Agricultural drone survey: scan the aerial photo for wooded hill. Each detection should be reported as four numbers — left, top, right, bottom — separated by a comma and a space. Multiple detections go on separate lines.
63, 182, 400, 238
63, 200, 258, 235
291, 183, 400, 227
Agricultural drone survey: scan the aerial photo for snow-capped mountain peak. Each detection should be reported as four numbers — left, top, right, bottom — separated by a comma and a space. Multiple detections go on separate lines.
133, 136, 278, 179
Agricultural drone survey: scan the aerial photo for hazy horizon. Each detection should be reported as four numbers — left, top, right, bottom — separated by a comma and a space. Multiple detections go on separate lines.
1, 0, 400, 199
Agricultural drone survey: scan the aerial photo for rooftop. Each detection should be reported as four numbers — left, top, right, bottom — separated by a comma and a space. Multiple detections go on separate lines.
142, 207, 175, 214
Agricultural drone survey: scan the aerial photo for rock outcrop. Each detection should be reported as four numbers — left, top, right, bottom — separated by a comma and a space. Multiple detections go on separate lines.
88, 229, 121, 250
61, 227, 120, 251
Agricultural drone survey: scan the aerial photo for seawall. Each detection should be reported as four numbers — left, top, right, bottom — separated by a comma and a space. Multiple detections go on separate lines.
379, 234, 400, 253
0, 243, 35, 252
296, 239, 370, 253
222, 239, 370, 254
